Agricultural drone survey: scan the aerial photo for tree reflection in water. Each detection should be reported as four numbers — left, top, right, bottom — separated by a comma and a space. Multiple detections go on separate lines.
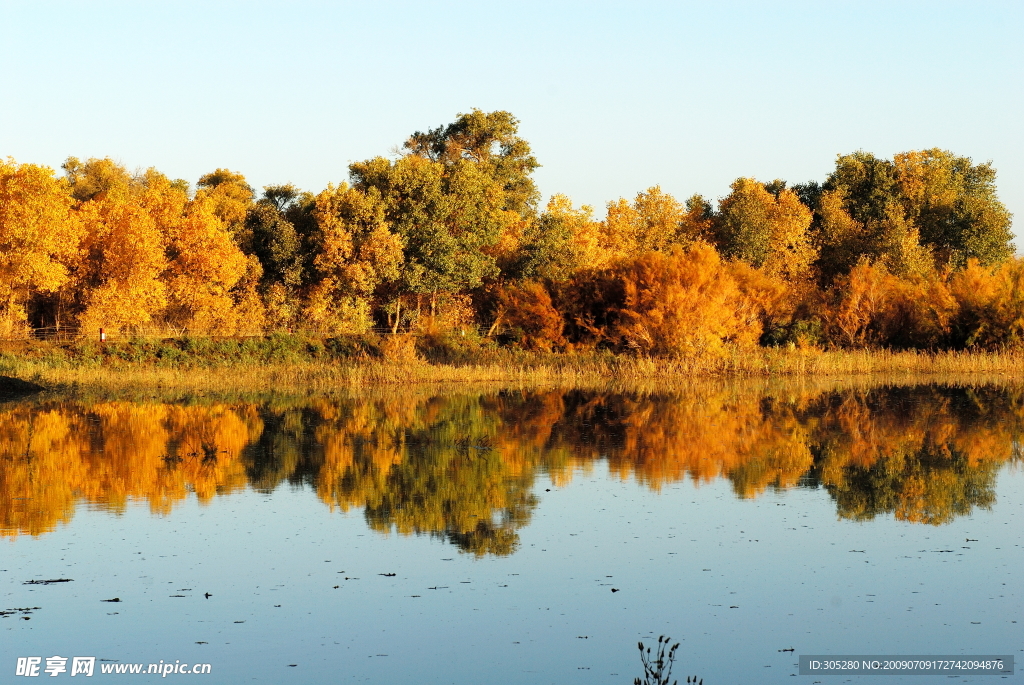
2, 384, 1021, 550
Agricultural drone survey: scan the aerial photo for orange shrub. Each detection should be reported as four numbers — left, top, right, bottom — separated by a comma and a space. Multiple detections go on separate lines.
492, 281, 566, 351
949, 258, 1024, 348
822, 259, 956, 348
558, 242, 769, 357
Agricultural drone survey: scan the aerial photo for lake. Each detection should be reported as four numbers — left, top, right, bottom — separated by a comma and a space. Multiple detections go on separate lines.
2, 381, 1021, 683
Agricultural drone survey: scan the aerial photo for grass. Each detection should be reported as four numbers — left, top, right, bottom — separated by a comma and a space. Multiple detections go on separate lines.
1, 334, 1023, 397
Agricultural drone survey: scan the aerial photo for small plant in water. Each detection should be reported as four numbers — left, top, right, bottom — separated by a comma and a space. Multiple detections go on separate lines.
634, 635, 700, 685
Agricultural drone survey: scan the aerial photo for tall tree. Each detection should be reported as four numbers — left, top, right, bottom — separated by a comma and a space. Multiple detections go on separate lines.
713, 178, 815, 280
69, 159, 169, 334
403, 109, 540, 216
303, 183, 404, 333
517, 194, 604, 281
195, 169, 254, 231
350, 110, 540, 310
163, 193, 250, 334
892, 149, 1013, 267
817, 149, 1014, 279
0, 160, 82, 334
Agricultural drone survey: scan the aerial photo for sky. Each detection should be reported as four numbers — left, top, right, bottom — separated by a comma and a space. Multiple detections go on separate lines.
2, 0, 1022, 247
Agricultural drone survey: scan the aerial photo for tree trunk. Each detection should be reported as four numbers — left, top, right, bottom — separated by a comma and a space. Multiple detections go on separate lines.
392, 298, 401, 335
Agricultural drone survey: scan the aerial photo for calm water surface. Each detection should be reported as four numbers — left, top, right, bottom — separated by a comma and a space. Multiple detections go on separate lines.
2, 383, 1022, 683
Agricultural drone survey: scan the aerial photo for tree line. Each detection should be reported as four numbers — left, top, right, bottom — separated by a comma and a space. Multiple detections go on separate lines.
1, 109, 1019, 352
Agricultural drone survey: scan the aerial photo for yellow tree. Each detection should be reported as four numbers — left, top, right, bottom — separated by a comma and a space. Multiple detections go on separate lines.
0, 160, 82, 335
679, 194, 714, 244
195, 169, 254, 230
815, 189, 864, 279
632, 185, 687, 252
600, 186, 688, 258
163, 195, 250, 333
305, 184, 404, 333
76, 198, 167, 335
601, 197, 639, 258
69, 159, 168, 334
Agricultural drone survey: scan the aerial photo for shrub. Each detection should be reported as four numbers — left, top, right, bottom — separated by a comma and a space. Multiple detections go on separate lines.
491, 281, 566, 352
324, 334, 382, 359
562, 243, 767, 357
949, 257, 1024, 349
380, 333, 420, 362
821, 259, 956, 349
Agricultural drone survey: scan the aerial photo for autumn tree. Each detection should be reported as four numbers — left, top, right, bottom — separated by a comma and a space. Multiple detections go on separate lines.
195, 169, 254, 232
193, 168, 265, 333
60, 158, 252, 335
815, 149, 1013, 281
0, 160, 82, 335
490, 280, 567, 351
713, 178, 816, 280
820, 259, 956, 349
66, 158, 169, 334
598, 186, 702, 259
516, 194, 605, 281
892, 149, 1014, 267
163, 194, 250, 333
303, 183, 404, 333
403, 108, 540, 216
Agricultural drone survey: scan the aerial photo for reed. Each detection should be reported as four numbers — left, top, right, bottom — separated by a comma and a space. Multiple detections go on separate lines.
2, 336, 1023, 396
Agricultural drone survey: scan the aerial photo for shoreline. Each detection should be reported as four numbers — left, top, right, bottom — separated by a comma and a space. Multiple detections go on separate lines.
2, 338, 1023, 397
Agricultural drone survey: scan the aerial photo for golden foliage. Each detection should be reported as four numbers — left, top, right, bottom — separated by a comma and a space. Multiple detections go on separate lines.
822, 259, 957, 348
493, 281, 566, 351
0, 159, 82, 334
529, 194, 607, 278
76, 187, 169, 334
949, 257, 1024, 348
565, 243, 775, 357
0, 401, 256, 537
195, 169, 254, 228
301, 184, 405, 334
1, 142, 1013, 358
600, 186, 689, 258
164, 197, 249, 333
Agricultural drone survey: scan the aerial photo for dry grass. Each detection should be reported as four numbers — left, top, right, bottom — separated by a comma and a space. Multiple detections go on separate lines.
2, 345, 1022, 398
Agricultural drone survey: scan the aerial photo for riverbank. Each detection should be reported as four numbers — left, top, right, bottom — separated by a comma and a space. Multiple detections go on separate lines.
1, 334, 1022, 396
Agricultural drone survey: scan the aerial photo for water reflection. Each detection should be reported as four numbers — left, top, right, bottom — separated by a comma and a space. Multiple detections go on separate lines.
2, 384, 1021, 550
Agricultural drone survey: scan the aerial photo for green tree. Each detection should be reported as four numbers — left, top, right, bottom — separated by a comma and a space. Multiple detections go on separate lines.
229, 185, 314, 329
349, 110, 541, 310
403, 108, 540, 215
713, 178, 815, 279
893, 149, 1013, 267
816, 149, 1014, 280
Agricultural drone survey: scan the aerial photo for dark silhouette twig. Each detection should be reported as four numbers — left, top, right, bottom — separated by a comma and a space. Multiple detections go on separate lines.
634, 635, 696, 685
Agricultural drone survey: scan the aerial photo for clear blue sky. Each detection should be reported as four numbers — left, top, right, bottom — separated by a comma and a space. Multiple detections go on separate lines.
2, 1, 1021, 247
